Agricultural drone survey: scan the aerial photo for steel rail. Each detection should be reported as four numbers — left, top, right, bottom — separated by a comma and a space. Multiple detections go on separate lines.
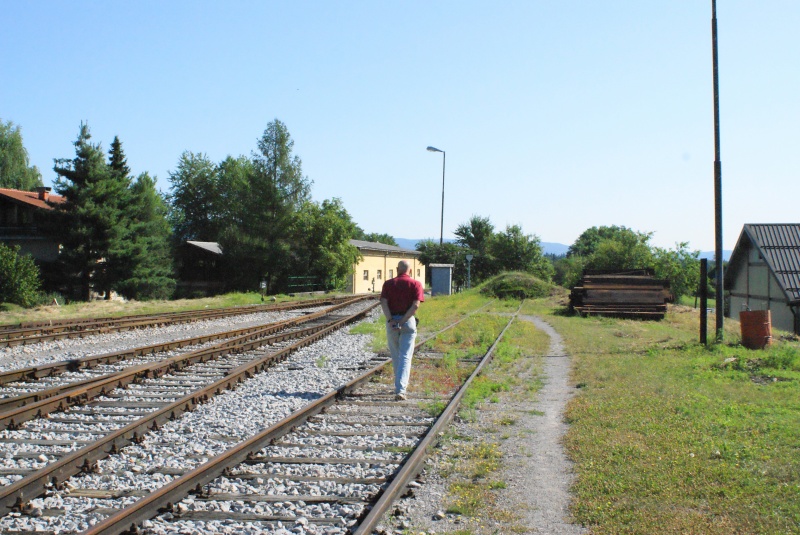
79, 300, 506, 535
0, 301, 378, 515
0, 296, 355, 347
0, 296, 368, 389
81, 360, 389, 535
350, 306, 519, 534
0, 297, 372, 429
0, 295, 354, 333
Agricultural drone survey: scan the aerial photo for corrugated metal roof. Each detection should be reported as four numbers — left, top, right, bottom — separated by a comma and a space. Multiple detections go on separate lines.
744, 224, 800, 303
0, 188, 65, 210
349, 239, 419, 255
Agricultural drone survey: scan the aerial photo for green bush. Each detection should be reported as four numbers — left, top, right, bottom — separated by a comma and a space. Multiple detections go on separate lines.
479, 271, 553, 300
0, 243, 42, 307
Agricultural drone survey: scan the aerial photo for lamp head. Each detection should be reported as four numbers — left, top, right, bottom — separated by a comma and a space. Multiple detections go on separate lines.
426, 146, 443, 153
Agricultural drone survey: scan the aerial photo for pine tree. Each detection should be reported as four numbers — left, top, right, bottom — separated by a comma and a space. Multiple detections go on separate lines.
100, 136, 134, 298
118, 172, 176, 300
52, 124, 127, 300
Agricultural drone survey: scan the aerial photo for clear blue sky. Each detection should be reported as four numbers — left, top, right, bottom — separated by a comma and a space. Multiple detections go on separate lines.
3, 1, 798, 251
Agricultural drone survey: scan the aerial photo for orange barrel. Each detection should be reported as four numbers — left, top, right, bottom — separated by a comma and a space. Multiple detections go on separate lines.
739, 310, 772, 350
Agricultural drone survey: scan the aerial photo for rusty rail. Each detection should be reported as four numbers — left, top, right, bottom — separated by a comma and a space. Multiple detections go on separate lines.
0, 296, 356, 347
0, 297, 371, 428
79, 301, 509, 535
0, 301, 378, 515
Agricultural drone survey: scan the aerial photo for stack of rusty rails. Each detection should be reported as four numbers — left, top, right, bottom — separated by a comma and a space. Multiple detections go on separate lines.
569, 270, 673, 319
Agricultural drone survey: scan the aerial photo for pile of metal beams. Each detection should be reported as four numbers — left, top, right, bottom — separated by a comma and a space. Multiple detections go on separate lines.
569, 270, 673, 319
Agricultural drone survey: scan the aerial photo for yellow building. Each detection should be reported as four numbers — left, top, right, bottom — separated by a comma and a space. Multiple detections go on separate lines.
346, 239, 424, 294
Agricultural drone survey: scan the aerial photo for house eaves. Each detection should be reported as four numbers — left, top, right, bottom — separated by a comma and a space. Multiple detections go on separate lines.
0, 188, 65, 210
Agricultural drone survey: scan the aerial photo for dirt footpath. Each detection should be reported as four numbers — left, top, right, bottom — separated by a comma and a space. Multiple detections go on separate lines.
381, 314, 586, 534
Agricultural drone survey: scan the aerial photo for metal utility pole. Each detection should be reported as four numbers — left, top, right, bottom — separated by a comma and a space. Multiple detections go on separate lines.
427, 146, 446, 245
712, 0, 724, 341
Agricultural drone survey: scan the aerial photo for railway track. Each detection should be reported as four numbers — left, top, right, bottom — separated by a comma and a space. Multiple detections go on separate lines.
0, 299, 379, 520
0, 297, 370, 419
0, 301, 509, 535
0, 296, 354, 348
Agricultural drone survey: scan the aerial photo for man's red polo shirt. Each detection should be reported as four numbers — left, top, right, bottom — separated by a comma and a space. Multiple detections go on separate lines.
380, 273, 425, 315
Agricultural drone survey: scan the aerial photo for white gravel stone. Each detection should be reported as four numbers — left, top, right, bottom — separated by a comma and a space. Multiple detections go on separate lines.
0, 304, 384, 534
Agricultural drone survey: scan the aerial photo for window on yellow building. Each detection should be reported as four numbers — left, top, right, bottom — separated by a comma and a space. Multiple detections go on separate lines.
377, 270, 382, 280
389, 269, 393, 278
363, 270, 369, 280
417, 269, 421, 277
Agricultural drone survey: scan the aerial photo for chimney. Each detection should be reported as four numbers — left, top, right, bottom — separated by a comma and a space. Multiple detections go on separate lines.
36, 187, 51, 202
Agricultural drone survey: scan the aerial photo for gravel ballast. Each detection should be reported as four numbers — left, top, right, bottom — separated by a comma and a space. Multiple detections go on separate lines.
0, 304, 382, 534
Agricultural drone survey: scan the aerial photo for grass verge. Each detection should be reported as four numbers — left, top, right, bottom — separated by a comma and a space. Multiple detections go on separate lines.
523, 295, 800, 534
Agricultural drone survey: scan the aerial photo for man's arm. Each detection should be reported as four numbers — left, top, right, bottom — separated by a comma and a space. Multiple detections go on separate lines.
397, 300, 420, 325
380, 298, 393, 322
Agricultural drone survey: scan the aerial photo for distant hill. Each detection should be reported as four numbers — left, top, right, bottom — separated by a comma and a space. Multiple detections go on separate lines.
699, 250, 732, 262
541, 242, 570, 256
394, 238, 570, 257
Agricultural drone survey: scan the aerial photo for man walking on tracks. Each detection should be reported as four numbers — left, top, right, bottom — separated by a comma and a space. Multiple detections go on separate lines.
380, 260, 424, 401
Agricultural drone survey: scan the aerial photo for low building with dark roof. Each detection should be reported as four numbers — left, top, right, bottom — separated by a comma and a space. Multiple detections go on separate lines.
175, 241, 224, 297
347, 240, 423, 294
725, 224, 800, 335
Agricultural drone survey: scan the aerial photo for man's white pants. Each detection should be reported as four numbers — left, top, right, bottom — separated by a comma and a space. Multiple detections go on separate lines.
386, 315, 417, 395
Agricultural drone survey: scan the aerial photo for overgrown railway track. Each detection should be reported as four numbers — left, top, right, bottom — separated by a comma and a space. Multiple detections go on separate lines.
0, 301, 511, 535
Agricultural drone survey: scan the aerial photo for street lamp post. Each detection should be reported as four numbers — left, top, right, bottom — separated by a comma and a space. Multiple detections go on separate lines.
427, 146, 446, 245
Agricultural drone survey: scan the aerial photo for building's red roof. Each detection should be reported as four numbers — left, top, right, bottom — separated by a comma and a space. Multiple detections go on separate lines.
0, 188, 65, 210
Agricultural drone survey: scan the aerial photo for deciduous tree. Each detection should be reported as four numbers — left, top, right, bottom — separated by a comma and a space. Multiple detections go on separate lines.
415, 239, 468, 288
454, 215, 496, 282
291, 198, 360, 290
352, 228, 398, 246
167, 151, 223, 243
0, 120, 42, 190
489, 224, 553, 281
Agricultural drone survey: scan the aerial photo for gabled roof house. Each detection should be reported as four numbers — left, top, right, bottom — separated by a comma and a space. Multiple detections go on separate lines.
0, 187, 64, 262
725, 224, 800, 335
